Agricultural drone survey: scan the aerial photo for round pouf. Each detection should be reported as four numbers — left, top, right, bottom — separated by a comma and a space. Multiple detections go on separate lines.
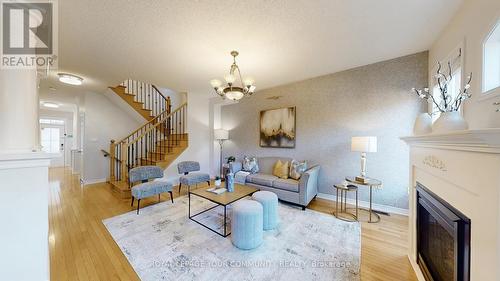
252, 191, 279, 230
231, 200, 263, 250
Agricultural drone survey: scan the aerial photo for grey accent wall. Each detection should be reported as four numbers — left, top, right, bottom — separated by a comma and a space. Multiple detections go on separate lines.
221, 52, 428, 209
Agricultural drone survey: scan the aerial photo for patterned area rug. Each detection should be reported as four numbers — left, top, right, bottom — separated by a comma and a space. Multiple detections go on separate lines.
103, 195, 361, 281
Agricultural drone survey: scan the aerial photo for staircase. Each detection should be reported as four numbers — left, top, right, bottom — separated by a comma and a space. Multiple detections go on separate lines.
108, 79, 188, 198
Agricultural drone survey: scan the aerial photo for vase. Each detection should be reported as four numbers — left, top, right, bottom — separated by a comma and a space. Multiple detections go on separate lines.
413, 113, 432, 135
215, 179, 222, 187
432, 111, 468, 133
225, 173, 234, 192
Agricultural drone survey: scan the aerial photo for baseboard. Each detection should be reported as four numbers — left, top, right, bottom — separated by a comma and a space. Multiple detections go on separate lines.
82, 178, 107, 185
316, 192, 408, 216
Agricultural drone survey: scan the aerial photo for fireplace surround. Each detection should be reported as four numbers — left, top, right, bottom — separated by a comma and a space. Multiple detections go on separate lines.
401, 129, 500, 281
416, 183, 470, 281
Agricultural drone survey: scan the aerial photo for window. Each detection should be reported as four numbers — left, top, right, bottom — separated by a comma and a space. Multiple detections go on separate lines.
41, 127, 61, 153
483, 20, 500, 93
40, 118, 65, 125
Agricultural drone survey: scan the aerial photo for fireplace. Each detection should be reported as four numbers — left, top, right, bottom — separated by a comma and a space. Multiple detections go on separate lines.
416, 183, 470, 281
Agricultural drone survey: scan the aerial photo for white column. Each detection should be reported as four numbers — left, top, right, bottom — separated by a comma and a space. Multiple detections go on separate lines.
0, 69, 39, 153
0, 69, 51, 281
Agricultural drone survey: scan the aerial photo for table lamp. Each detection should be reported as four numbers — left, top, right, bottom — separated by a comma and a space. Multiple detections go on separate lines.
214, 129, 229, 178
351, 136, 377, 182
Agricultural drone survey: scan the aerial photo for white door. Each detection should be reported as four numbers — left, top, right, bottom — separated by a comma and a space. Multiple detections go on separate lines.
41, 125, 65, 167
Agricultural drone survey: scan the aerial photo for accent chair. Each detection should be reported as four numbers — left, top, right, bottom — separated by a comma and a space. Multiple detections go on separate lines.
177, 161, 210, 193
129, 166, 173, 214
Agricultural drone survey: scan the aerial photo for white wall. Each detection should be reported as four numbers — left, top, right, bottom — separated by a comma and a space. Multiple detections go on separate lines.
159, 87, 185, 110
429, 0, 500, 128
83, 92, 142, 183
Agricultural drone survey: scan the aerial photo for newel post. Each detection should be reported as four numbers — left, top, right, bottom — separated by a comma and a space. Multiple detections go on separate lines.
121, 142, 129, 182
109, 140, 116, 181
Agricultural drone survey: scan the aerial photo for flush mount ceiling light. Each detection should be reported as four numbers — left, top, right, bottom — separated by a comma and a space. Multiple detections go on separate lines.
210, 51, 256, 101
43, 102, 59, 108
58, 73, 83, 85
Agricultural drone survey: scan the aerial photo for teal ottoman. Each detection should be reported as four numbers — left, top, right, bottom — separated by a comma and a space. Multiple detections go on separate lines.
252, 191, 279, 230
231, 200, 263, 250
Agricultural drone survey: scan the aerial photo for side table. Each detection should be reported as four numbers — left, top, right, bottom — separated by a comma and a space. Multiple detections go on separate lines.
345, 176, 382, 223
333, 184, 358, 222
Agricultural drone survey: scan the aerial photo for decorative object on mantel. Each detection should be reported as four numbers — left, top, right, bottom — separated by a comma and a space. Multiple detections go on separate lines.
210, 51, 256, 101
411, 62, 473, 134
413, 113, 432, 135
351, 136, 377, 183
260, 107, 296, 148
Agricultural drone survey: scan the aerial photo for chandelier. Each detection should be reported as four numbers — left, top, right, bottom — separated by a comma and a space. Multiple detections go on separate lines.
210, 51, 256, 101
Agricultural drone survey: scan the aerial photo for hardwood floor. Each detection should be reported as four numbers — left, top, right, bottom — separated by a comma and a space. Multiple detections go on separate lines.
49, 167, 417, 280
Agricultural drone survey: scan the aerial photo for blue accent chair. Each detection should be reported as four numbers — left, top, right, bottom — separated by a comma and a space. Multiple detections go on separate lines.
177, 161, 210, 193
129, 166, 173, 214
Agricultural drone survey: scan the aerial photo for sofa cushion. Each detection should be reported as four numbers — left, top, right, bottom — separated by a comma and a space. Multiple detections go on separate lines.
289, 160, 307, 180
246, 173, 278, 186
242, 156, 259, 174
272, 160, 289, 179
272, 178, 299, 193
257, 157, 293, 175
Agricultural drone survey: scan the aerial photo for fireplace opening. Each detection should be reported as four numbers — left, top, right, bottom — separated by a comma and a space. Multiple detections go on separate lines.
416, 183, 470, 281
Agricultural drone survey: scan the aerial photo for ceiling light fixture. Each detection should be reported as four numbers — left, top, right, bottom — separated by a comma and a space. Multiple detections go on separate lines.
58, 73, 83, 85
43, 102, 60, 108
210, 51, 256, 101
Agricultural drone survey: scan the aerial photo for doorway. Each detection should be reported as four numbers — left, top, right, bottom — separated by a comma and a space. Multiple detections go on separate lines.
40, 119, 66, 167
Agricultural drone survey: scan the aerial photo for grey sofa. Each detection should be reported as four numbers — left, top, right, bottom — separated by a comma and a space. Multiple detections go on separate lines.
230, 157, 320, 210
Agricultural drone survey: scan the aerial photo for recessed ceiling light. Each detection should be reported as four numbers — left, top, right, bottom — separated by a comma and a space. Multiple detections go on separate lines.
58, 73, 83, 85
43, 102, 59, 108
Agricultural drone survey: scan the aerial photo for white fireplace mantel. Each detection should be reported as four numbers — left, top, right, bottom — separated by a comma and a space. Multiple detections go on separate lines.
401, 128, 500, 154
401, 128, 500, 281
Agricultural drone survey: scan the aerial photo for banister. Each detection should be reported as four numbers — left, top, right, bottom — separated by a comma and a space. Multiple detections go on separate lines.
128, 103, 187, 146
152, 85, 169, 101
115, 109, 169, 144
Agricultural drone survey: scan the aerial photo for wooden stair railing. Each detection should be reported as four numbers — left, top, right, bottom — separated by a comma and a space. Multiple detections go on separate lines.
109, 102, 187, 183
110, 79, 171, 120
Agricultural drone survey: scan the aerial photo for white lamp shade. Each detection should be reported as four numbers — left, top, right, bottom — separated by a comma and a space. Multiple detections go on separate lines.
214, 129, 229, 140
351, 136, 377, 153
225, 91, 244, 101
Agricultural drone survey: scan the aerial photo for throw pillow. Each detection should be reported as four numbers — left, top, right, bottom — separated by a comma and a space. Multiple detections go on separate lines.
289, 160, 308, 180
273, 160, 289, 179
242, 156, 259, 174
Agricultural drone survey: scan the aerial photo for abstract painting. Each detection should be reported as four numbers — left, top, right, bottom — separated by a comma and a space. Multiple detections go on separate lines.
260, 107, 296, 148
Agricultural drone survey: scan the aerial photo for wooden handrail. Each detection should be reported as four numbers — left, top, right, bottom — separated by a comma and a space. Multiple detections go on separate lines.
152, 85, 169, 100
128, 103, 187, 146
115, 109, 169, 144
101, 149, 110, 157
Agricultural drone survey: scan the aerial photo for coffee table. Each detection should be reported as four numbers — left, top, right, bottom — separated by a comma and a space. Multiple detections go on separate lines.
188, 183, 259, 237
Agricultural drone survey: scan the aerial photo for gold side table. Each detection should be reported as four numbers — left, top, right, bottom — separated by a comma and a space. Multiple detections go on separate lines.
346, 176, 382, 223
333, 184, 358, 222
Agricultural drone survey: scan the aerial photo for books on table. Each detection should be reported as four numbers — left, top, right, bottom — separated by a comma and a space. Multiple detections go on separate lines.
207, 187, 227, 194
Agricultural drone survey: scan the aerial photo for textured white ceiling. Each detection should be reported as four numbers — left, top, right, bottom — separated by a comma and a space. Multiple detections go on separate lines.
43, 0, 463, 96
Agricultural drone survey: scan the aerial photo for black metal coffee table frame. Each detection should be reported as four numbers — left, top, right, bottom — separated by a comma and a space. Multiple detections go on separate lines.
188, 189, 257, 237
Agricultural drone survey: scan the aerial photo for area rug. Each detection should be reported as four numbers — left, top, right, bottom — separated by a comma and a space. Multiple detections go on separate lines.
103, 195, 361, 281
